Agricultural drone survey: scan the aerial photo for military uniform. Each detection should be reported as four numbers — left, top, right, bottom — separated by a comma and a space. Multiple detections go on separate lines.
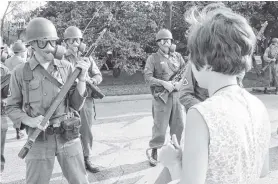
4, 55, 25, 71
1, 63, 10, 172
65, 54, 102, 158
179, 62, 245, 111
179, 62, 209, 112
144, 49, 185, 148
6, 55, 90, 183
263, 46, 278, 89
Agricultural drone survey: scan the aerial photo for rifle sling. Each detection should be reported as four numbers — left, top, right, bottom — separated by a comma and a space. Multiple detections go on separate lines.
153, 53, 178, 81
37, 65, 63, 88
1, 74, 11, 90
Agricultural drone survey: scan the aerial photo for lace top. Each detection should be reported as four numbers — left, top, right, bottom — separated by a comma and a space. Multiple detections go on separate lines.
192, 86, 271, 184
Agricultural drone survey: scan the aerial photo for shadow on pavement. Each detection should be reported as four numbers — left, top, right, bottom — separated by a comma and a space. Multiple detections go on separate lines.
88, 161, 151, 182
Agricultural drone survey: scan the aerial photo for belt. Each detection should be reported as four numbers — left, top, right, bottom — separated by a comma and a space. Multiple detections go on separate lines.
46, 125, 64, 135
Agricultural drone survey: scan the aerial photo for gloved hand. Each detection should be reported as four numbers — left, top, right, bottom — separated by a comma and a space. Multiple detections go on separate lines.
76, 57, 91, 81
162, 81, 175, 93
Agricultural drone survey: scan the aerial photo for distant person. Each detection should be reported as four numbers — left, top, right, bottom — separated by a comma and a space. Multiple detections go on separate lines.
1, 63, 10, 172
159, 3, 271, 184
144, 29, 185, 167
4, 40, 27, 139
5, 40, 27, 71
262, 38, 278, 95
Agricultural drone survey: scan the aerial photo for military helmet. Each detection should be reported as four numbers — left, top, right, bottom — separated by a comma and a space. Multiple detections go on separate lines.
25, 17, 59, 43
155, 29, 173, 41
64, 26, 83, 39
271, 38, 278, 44
12, 40, 27, 53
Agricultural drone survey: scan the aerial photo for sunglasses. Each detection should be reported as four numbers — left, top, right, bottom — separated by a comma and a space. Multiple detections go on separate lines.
36, 40, 57, 49
67, 38, 83, 44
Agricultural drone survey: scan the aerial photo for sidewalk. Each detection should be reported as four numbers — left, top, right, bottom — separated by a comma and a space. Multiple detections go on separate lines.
1, 92, 278, 184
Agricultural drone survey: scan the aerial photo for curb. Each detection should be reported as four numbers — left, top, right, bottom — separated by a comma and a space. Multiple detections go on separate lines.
94, 88, 264, 104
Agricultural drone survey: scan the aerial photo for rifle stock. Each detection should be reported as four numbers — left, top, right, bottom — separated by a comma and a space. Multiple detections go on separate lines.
18, 68, 82, 159
86, 80, 105, 99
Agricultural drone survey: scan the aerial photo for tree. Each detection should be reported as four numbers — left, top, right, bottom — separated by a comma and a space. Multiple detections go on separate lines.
20, 1, 274, 74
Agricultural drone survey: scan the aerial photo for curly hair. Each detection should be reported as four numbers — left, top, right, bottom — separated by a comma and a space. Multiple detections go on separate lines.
185, 3, 256, 75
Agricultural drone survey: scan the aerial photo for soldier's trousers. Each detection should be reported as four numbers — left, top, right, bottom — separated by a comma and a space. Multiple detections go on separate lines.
79, 98, 94, 157
149, 92, 184, 148
25, 129, 89, 184
1, 115, 8, 171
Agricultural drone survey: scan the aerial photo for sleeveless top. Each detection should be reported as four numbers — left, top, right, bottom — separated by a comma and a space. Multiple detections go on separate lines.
192, 86, 271, 184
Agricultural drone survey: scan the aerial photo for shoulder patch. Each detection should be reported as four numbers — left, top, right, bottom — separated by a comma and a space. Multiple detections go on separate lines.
183, 78, 189, 86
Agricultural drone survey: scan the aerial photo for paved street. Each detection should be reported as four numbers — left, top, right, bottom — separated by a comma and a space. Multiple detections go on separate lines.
1, 93, 278, 184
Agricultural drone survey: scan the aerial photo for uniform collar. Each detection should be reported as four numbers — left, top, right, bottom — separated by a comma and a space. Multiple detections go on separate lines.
29, 54, 61, 71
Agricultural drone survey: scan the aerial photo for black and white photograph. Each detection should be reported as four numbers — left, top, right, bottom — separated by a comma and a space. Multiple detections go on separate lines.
1, 1, 278, 183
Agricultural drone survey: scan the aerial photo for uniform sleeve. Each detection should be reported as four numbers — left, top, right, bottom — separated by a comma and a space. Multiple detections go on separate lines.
178, 53, 186, 68
263, 47, 272, 63
67, 64, 87, 111
88, 56, 102, 85
6, 69, 29, 129
1, 64, 10, 76
179, 63, 202, 112
144, 55, 164, 86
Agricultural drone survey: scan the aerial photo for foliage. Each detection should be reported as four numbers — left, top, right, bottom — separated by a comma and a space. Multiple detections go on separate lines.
5, 1, 278, 74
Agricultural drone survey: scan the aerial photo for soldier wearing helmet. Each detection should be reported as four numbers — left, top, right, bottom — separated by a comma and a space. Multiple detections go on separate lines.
6, 17, 90, 183
144, 29, 185, 166
4, 40, 27, 140
4, 40, 27, 71
63, 26, 102, 173
263, 37, 278, 94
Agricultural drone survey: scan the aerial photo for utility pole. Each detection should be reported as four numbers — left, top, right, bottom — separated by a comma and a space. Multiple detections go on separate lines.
165, 1, 173, 30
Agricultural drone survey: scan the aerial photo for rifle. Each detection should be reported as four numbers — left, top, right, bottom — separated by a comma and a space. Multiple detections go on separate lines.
1, 74, 11, 90
152, 64, 188, 104
18, 68, 82, 159
80, 28, 107, 99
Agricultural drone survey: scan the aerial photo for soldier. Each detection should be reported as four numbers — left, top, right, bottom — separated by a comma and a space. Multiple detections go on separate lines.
179, 62, 209, 112
1, 45, 9, 63
63, 26, 102, 173
180, 62, 246, 112
6, 17, 91, 183
263, 38, 278, 95
5, 40, 27, 71
144, 29, 185, 166
4, 40, 27, 139
1, 62, 10, 172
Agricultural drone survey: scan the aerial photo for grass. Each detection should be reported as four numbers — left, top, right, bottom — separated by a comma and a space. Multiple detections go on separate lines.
99, 83, 151, 96
99, 66, 271, 96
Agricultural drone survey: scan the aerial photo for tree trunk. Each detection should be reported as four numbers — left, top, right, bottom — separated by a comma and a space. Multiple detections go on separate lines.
165, 1, 172, 30
1, 2, 11, 39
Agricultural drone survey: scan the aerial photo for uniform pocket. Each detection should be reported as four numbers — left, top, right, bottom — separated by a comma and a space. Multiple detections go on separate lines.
27, 80, 41, 102
63, 138, 83, 157
152, 98, 165, 112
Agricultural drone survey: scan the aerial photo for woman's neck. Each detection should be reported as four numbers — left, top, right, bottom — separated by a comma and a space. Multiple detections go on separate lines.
208, 72, 238, 97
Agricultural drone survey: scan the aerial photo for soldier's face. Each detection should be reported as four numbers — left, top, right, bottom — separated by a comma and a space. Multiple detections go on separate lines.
66, 38, 81, 53
32, 40, 56, 61
158, 39, 172, 54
